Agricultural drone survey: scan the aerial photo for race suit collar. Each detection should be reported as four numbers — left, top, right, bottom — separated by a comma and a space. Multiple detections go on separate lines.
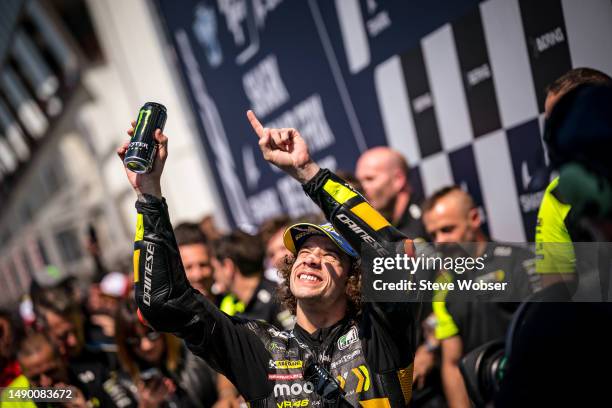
293, 315, 352, 348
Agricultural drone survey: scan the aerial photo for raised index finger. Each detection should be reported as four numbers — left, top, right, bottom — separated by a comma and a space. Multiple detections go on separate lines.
246, 110, 264, 138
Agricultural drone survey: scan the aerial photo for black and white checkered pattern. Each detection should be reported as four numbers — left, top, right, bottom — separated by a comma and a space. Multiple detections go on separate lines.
374, 0, 612, 242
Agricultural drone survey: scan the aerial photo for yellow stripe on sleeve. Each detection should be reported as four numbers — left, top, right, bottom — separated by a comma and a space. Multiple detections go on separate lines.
135, 213, 144, 242
133, 249, 140, 283
323, 179, 357, 204
350, 202, 391, 231
359, 398, 391, 408
433, 300, 459, 340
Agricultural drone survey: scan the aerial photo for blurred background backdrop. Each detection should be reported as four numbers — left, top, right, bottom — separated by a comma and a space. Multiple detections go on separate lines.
0, 0, 610, 307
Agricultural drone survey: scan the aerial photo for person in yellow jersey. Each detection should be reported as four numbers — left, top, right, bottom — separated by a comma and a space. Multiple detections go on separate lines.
536, 68, 612, 287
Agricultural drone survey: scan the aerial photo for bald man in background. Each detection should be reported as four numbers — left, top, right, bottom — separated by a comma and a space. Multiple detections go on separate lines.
356, 147, 427, 239
357, 147, 443, 406
423, 186, 536, 408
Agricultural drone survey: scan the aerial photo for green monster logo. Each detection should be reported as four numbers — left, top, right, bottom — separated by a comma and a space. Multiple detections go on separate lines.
134, 108, 152, 138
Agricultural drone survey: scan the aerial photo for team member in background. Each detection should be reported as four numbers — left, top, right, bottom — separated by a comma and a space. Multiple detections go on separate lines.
356, 150, 437, 407
118, 111, 420, 407
0, 309, 23, 388
173, 223, 217, 302
12, 332, 98, 408
87, 271, 130, 352
173, 222, 240, 407
259, 215, 292, 283
496, 80, 612, 407
356, 147, 427, 239
536, 67, 612, 287
31, 283, 119, 406
422, 186, 535, 408
215, 229, 292, 330
114, 299, 219, 408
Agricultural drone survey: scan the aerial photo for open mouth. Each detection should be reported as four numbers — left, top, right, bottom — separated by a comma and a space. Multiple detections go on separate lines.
297, 272, 323, 283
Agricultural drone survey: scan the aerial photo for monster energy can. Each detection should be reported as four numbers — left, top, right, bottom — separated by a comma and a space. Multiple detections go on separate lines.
124, 102, 167, 174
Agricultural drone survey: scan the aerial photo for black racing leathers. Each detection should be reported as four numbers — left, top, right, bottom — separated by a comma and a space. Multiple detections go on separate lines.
133, 169, 419, 407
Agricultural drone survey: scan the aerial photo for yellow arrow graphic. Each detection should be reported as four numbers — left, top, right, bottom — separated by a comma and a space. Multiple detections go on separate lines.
337, 375, 346, 390
352, 365, 370, 393
352, 367, 364, 393
359, 365, 370, 392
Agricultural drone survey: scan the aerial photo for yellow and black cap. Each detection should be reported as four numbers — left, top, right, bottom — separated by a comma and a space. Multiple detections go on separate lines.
283, 222, 358, 259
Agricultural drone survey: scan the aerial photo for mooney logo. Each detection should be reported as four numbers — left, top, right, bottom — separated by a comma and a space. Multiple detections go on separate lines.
336, 214, 387, 256
273, 382, 314, 397
143, 243, 155, 306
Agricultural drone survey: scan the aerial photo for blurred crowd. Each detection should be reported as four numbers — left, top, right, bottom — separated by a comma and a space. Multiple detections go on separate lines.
1, 67, 611, 407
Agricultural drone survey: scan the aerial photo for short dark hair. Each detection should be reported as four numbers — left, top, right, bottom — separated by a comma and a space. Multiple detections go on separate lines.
115, 299, 181, 382
174, 222, 208, 247
31, 283, 80, 319
18, 332, 59, 362
422, 185, 475, 214
0, 308, 24, 360
214, 231, 264, 277
546, 67, 612, 95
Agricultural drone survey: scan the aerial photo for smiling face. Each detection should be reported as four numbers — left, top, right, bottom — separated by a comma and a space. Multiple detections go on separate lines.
290, 235, 351, 308
179, 243, 214, 297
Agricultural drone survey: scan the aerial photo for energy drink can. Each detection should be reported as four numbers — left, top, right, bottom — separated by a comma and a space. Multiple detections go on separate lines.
124, 102, 167, 173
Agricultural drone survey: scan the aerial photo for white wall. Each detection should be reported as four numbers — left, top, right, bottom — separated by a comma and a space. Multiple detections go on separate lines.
84, 0, 227, 230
